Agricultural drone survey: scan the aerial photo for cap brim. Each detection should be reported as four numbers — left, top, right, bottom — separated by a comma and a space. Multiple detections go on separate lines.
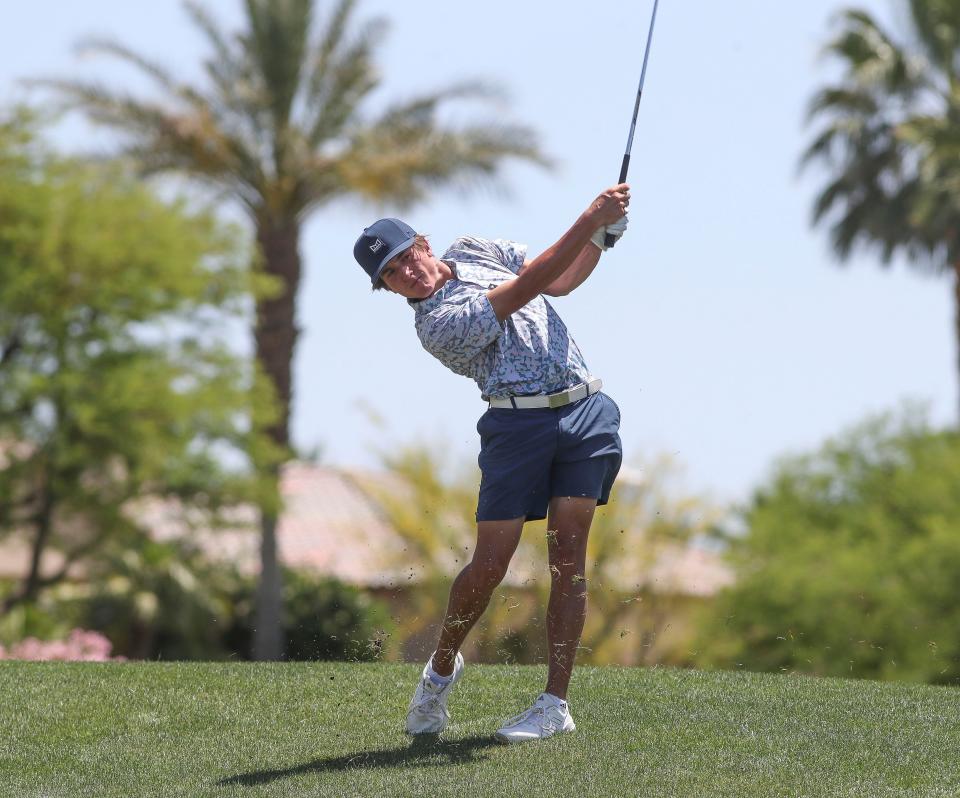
370, 237, 415, 284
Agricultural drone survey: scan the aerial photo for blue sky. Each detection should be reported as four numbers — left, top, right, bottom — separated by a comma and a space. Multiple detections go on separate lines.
1, 0, 951, 505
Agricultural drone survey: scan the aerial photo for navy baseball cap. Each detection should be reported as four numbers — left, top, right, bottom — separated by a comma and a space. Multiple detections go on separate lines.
353, 218, 417, 284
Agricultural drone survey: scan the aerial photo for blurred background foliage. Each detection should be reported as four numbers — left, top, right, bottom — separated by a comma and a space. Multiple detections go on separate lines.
694, 407, 960, 684
3, 0, 960, 684
0, 108, 281, 615
0, 554, 393, 664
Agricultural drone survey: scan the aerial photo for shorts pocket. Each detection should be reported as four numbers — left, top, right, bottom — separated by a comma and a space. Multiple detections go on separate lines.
477, 408, 509, 437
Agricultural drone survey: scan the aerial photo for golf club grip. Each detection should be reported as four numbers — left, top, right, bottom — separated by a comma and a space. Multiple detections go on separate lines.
604, 153, 631, 248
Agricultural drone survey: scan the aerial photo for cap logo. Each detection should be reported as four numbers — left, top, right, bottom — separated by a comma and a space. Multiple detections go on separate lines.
369, 238, 384, 253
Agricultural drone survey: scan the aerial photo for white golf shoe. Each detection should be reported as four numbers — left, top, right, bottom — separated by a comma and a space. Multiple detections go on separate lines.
405, 652, 464, 734
495, 693, 576, 744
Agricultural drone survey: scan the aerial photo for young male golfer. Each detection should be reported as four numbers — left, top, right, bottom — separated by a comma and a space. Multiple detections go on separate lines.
352, 183, 629, 743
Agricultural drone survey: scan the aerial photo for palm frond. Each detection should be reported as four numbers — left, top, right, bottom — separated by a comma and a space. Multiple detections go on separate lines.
907, 0, 960, 76
825, 10, 928, 97
66, 35, 275, 187
183, 0, 235, 69
806, 87, 879, 122
802, 4, 960, 273
310, 0, 361, 90
39, 0, 550, 224
183, 0, 260, 123
303, 12, 386, 148
75, 38, 181, 96
331, 118, 550, 211
35, 79, 264, 204
71, 36, 228, 133
34, 79, 178, 139
378, 81, 506, 127
243, 0, 313, 127
801, 122, 858, 169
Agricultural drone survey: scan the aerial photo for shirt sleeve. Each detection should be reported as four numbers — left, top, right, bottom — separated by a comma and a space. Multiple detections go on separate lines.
490, 239, 528, 275
415, 289, 503, 365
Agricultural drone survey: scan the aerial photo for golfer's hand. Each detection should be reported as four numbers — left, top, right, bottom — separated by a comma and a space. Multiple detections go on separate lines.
590, 215, 629, 251
588, 183, 630, 227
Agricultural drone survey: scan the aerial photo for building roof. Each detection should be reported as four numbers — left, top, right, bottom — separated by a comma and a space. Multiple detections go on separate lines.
137, 463, 409, 587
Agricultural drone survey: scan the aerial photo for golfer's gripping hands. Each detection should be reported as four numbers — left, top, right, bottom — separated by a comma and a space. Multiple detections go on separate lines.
487, 184, 630, 322
591, 215, 629, 251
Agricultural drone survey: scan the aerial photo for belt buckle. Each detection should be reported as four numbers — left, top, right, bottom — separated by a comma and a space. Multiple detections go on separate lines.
548, 390, 570, 409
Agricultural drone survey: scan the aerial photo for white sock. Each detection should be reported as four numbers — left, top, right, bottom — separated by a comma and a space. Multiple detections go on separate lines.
428, 661, 453, 686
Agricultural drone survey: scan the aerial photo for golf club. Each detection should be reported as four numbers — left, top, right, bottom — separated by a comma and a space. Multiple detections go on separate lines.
605, 0, 661, 249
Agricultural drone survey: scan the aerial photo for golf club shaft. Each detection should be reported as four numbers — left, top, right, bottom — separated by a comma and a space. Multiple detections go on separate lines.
605, 0, 660, 249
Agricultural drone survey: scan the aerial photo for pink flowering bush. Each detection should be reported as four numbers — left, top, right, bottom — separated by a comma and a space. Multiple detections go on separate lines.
0, 629, 126, 662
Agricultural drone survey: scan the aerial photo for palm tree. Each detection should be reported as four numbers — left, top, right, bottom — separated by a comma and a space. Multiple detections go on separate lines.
39, 0, 548, 659
802, 0, 960, 421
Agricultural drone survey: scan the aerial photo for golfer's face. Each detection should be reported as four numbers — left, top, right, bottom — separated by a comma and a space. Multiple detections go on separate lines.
380, 246, 435, 299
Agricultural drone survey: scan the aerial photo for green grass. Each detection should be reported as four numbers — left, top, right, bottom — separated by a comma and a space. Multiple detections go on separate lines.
1, 662, 959, 798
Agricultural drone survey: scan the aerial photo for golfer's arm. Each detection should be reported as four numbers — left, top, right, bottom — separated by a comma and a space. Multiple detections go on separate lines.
540, 242, 602, 297
487, 212, 599, 322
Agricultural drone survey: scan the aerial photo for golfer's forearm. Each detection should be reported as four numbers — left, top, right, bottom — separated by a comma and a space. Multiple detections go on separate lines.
488, 212, 598, 320
543, 244, 602, 296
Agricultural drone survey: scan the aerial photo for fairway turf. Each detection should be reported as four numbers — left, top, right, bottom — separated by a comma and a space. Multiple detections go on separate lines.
1, 662, 959, 798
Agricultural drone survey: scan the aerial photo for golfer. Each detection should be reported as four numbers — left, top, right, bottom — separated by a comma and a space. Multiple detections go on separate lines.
352, 183, 629, 743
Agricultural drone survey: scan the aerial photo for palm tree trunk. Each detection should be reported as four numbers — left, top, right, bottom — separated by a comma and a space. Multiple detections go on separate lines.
254, 495, 284, 661
1, 484, 54, 614
251, 217, 302, 661
954, 261, 960, 427
255, 217, 301, 447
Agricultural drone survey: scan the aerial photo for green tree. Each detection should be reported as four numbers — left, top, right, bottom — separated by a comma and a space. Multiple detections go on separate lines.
0, 110, 277, 614
37, 0, 549, 659
226, 568, 394, 662
695, 409, 960, 684
51, 536, 250, 661
803, 1, 960, 419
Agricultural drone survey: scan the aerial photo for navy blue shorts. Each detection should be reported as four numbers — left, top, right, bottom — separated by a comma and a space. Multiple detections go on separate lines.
475, 392, 623, 522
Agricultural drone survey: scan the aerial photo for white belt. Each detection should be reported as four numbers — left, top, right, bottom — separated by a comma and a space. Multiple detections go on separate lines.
488, 378, 603, 410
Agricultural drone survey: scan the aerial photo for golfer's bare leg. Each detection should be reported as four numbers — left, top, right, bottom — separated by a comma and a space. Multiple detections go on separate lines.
545, 496, 597, 700
431, 517, 525, 676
